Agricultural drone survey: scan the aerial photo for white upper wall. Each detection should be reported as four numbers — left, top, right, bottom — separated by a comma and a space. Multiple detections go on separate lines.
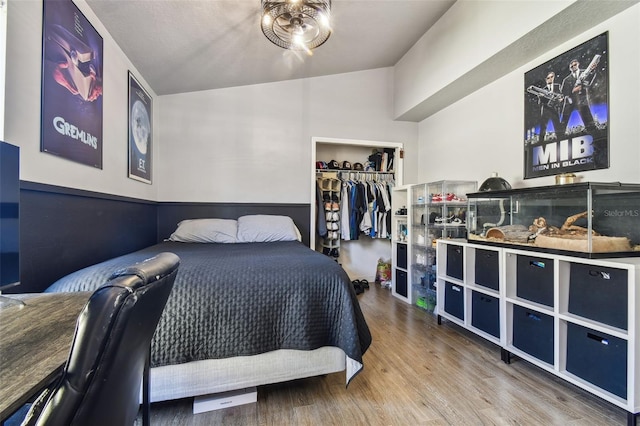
4, 0, 158, 200
156, 68, 418, 203
4, 1, 417, 203
394, 0, 638, 122
394, 0, 573, 120
416, 3, 640, 188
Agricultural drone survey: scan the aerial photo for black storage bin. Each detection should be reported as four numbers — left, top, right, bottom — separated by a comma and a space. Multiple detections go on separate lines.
444, 281, 464, 320
568, 263, 627, 330
471, 291, 500, 338
512, 305, 554, 364
516, 255, 554, 307
446, 245, 464, 280
396, 243, 408, 269
395, 269, 408, 298
474, 249, 499, 290
566, 323, 627, 399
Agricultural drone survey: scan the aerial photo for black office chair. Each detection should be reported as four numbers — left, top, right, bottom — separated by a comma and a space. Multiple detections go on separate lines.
21, 252, 180, 426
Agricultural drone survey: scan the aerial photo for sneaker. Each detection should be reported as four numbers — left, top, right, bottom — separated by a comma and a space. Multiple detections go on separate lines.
326, 211, 339, 221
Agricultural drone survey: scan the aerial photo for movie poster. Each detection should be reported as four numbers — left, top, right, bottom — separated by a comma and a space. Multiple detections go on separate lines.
41, 0, 103, 168
524, 32, 608, 179
128, 72, 152, 184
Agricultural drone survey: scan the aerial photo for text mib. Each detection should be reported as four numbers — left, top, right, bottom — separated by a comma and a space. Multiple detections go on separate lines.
532, 136, 594, 167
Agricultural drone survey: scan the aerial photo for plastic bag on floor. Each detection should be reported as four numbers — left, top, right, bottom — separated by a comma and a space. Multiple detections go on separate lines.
375, 258, 391, 288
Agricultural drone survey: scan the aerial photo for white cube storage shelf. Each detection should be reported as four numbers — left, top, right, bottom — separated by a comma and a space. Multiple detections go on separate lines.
436, 239, 640, 422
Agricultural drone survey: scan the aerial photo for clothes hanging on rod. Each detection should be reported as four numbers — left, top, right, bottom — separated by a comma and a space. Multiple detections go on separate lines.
337, 172, 394, 241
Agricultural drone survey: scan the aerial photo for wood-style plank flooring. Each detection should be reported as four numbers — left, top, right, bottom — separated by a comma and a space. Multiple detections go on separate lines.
142, 284, 628, 425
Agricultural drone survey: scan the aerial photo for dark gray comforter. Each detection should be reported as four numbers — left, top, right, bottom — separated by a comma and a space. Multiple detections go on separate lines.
46, 241, 371, 380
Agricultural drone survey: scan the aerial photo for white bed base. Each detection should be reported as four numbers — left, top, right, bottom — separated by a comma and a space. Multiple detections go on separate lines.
148, 347, 347, 405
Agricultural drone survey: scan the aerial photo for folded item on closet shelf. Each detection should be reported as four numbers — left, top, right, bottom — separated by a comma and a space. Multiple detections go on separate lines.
364, 161, 376, 171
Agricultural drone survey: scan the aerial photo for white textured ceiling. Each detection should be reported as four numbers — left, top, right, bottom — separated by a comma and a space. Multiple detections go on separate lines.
85, 0, 456, 96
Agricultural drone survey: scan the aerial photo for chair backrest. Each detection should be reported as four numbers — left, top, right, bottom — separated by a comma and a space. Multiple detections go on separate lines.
23, 252, 180, 426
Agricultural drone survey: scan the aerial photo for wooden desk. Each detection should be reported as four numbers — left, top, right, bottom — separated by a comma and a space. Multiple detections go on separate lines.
0, 292, 90, 421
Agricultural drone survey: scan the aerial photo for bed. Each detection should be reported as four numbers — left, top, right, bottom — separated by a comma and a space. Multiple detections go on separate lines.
45, 215, 371, 405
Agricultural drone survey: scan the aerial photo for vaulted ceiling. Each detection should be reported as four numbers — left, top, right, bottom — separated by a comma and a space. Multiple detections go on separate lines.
85, 0, 456, 96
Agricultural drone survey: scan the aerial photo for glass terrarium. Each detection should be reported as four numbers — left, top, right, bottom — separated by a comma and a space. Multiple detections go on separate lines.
466, 182, 640, 257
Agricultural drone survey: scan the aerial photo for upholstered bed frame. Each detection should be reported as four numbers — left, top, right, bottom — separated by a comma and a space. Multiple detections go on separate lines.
149, 347, 346, 403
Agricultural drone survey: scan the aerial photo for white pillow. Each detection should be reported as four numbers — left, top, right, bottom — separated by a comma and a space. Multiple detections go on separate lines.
168, 218, 238, 243
237, 215, 301, 243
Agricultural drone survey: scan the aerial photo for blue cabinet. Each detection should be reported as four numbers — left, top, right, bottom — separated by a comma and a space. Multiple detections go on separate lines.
0, 141, 20, 288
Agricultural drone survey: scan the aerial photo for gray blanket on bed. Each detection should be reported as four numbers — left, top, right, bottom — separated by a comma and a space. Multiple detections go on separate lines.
46, 241, 371, 379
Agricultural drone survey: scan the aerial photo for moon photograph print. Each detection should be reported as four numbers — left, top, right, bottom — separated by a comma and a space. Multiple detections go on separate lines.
128, 72, 153, 184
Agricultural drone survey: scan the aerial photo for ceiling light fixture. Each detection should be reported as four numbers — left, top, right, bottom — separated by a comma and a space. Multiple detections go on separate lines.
261, 0, 332, 51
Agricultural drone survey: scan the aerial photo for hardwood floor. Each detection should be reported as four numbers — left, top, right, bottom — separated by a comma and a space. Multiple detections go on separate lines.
143, 284, 628, 425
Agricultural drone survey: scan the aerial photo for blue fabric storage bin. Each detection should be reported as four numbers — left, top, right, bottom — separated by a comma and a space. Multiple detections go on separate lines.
566, 322, 627, 398
512, 304, 554, 364
444, 281, 464, 320
396, 269, 408, 298
516, 255, 554, 307
471, 291, 500, 338
474, 249, 499, 290
446, 245, 463, 280
396, 243, 407, 269
568, 263, 627, 330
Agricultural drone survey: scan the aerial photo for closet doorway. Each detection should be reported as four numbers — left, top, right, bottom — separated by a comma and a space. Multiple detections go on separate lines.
311, 137, 403, 283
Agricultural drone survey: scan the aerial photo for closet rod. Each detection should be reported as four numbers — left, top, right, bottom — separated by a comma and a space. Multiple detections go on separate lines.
315, 169, 395, 174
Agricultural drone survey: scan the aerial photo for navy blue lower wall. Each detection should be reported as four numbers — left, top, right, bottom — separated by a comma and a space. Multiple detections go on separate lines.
19, 182, 158, 293
15, 182, 310, 293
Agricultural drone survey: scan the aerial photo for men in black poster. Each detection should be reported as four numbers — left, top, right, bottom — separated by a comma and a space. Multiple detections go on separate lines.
560, 57, 599, 135
523, 32, 608, 179
536, 71, 565, 142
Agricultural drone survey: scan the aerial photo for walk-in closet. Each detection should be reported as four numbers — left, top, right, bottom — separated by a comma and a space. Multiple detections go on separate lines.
311, 137, 403, 283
